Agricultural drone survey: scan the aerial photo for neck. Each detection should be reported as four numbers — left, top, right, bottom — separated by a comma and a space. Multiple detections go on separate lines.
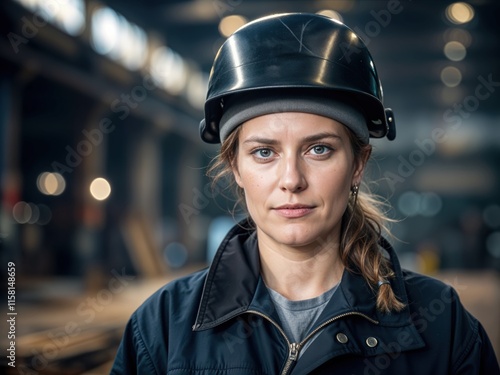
257, 230, 344, 301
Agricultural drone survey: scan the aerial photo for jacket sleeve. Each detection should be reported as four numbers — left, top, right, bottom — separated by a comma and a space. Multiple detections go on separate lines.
109, 313, 159, 375
476, 322, 500, 374
449, 287, 500, 375
453, 318, 499, 375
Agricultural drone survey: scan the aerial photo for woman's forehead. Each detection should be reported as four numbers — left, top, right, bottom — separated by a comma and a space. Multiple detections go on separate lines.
238, 112, 350, 141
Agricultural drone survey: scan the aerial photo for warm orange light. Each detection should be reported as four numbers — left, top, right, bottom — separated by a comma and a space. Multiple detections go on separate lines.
37, 172, 66, 196
218, 15, 248, 38
446, 2, 474, 25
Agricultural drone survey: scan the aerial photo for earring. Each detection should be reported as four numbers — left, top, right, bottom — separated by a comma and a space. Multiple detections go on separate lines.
351, 184, 359, 198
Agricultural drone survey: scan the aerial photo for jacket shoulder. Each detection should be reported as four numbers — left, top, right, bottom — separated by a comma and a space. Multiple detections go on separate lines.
402, 268, 454, 290
110, 269, 209, 375
400, 269, 472, 331
400, 268, 468, 306
134, 268, 208, 320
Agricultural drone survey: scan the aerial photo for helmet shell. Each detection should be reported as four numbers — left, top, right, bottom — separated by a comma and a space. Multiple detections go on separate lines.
200, 13, 394, 143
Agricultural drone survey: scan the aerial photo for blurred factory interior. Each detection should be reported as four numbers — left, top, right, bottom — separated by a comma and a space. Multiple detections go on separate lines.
0, 0, 499, 373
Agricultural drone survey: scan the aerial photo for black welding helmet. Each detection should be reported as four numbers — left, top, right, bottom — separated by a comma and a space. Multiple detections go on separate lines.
199, 13, 396, 144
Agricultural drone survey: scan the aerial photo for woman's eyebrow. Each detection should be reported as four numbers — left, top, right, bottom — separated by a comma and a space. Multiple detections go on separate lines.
301, 132, 342, 143
242, 132, 342, 145
242, 137, 278, 145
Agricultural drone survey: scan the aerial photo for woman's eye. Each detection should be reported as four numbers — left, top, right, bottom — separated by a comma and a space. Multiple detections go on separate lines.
253, 148, 274, 159
310, 145, 331, 155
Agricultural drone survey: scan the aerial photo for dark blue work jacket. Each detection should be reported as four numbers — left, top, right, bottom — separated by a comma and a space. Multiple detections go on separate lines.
110, 223, 499, 374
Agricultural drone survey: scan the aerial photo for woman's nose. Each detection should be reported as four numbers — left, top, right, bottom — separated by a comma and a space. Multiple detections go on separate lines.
278, 155, 307, 193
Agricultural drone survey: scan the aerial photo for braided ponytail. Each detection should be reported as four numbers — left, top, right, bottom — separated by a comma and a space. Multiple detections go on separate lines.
339, 128, 405, 313
340, 190, 405, 313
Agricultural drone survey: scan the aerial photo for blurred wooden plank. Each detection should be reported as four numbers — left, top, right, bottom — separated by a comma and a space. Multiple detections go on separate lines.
121, 213, 168, 277
17, 326, 120, 358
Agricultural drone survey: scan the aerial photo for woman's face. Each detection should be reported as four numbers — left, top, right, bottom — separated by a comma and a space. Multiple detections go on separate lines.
233, 112, 368, 250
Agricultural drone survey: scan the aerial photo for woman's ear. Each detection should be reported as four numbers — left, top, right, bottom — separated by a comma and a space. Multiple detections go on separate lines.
352, 145, 372, 186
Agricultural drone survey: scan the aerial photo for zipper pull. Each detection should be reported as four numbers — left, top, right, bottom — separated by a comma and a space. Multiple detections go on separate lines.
289, 342, 300, 361
281, 343, 301, 375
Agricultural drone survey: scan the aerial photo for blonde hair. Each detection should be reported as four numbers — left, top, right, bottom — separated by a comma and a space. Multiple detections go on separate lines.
208, 126, 405, 313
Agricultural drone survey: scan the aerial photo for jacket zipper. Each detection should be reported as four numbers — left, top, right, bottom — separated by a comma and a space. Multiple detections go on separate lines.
246, 310, 378, 375
245, 310, 296, 375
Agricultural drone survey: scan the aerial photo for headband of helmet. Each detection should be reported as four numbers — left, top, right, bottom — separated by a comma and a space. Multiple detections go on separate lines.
218, 89, 369, 144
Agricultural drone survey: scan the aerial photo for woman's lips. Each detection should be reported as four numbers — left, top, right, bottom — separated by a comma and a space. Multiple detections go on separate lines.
273, 205, 315, 218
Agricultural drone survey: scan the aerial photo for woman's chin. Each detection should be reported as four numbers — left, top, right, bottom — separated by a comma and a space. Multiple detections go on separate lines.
259, 226, 326, 249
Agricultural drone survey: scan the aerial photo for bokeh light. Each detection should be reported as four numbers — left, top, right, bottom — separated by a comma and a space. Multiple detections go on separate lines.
90, 177, 111, 201
440, 66, 462, 87
486, 232, 500, 258
420, 192, 443, 217
91, 6, 148, 70
15, 0, 85, 36
398, 191, 443, 218
443, 28, 472, 47
13, 201, 32, 224
446, 2, 475, 25
444, 41, 466, 61
483, 205, 500, 229
398, 191, 421, 217
150, 46, 188, 95
37, 172, 66, 196
12, 202, 52, 225
163, 242, 188, 268
316, 10, 344, 23
218, 15, 248, 38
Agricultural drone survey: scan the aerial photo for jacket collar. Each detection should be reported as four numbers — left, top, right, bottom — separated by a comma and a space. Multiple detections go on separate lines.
193, 222, 260, 330
193, 221, 415, 331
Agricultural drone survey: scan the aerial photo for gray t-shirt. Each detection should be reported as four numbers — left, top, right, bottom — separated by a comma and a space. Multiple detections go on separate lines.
267, 283, 339, 355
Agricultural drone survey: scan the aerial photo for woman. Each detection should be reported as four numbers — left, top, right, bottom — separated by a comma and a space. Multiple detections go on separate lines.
111, 13, 499, 374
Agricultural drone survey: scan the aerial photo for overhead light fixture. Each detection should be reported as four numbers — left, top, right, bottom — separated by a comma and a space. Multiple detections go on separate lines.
91, 6, 148, 70
150, 46, 188, 95
14, 0, 85, 36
